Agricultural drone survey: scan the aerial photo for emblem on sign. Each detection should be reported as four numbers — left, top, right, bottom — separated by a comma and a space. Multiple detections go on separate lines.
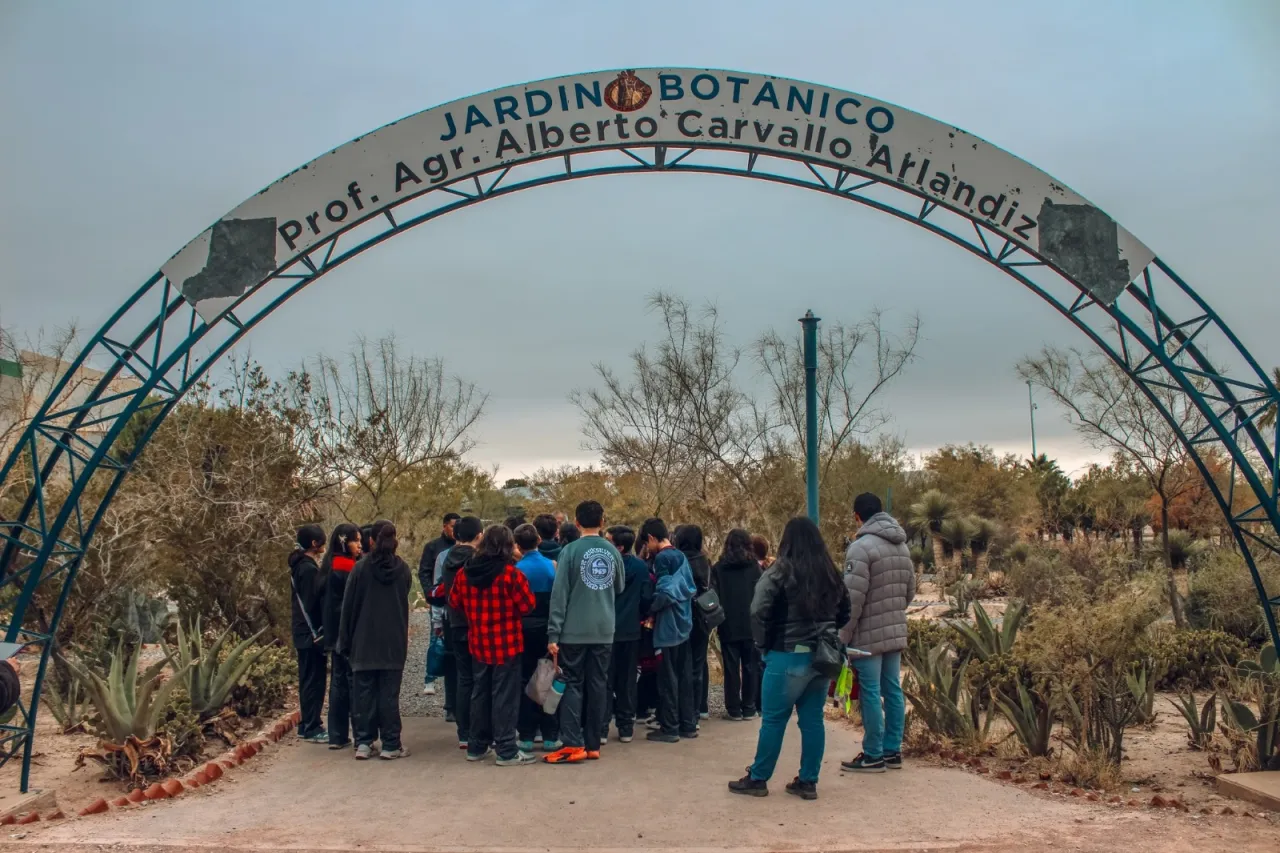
604, 70, 652, 112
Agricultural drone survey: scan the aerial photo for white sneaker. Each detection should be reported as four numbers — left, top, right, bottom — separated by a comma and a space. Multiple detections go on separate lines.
355, 744, 372, 760
465, 747, 494, 762
380, 746, 410, 760
422, 683, 437, 696
496, 750, 537, 766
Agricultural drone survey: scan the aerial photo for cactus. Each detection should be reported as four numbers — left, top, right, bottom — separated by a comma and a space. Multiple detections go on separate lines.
993, 680, 1053, 757
1172, 690, 1216, 750
1219, 643, 1280, 771
164, 617, 268, 721
59, 641, 193, 744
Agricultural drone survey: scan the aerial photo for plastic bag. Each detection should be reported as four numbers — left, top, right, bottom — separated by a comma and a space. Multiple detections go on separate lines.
426, 633, 446, 679
526, 656, 558, 707
834, 662, 856, 714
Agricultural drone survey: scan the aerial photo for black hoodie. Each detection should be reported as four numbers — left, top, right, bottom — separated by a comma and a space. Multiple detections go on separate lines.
289, 551, 325, 650
463, 552, 506, 588
337, 551, 410, 672
683, 550, 712, 595
711, 554, 763, 643
537, 540, 561, 563
439, 544, 475, 628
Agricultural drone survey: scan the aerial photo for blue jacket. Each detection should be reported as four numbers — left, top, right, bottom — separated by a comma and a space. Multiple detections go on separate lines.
650, 547, 695, 649
516, 551, 557, 630
613, 554, 654, 642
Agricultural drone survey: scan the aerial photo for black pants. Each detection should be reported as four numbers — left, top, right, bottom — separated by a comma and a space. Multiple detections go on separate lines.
450, 625, 473, 744
470, 656, 521, 760
558, 643, 610, 750
352, 668, 403, 750
720, 638, 760, 717
604, 639, 640, 738
517, 623, 559, 742
637, 670, 659, 719
296, 646, 327, 737
690, 621, 710, 715
442, 636, 457, 714
327, 651, 353, 744
657, 640, 697, 736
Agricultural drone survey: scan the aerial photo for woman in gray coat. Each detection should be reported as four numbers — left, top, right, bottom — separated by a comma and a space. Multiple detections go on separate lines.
839, 493, 916, 773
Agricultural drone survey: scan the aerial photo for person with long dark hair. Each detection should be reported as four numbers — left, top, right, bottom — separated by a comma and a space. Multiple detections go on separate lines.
673, 524, 712, 719
449, 524, 537, 765
339, 520, 411, 760
289, 523, 328, 743
321, 522, 361, 749
729, 517, 851, 800
711, 528, 762, 721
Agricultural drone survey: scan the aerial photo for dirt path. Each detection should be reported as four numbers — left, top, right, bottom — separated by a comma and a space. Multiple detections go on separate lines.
2, 715, 1276, 852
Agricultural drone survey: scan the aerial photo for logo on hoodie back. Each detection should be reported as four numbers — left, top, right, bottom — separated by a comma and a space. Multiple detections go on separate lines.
580, 547, 616, 591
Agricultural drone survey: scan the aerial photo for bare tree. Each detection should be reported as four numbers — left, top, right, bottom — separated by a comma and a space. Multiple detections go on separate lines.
289, 335, 487, 520
756, 309, 919, 483
1018, 347, 1208, 626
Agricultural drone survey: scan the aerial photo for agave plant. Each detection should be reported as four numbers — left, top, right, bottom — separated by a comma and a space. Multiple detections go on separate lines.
165, 617, 268, 721
994, 681, 1053, 757
59, 642, 192, 744
43, 670, 88, 734
1173, 690, 1216, 750
950, 600, 1026, 662
1220, 643, 1280, 771
903, 641, 987, 742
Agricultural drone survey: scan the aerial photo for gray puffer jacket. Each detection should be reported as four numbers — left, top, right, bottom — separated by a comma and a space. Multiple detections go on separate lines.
839, 512, 916, 655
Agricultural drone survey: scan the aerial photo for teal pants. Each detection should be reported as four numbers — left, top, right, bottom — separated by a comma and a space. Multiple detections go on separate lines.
748, 650, 830, 783
852, 651, 904, 759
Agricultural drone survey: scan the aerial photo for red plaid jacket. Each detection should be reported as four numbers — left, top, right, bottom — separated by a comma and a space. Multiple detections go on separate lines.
448, 562, 535, 664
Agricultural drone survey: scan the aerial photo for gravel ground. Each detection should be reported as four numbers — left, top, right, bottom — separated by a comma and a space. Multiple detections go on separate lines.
399, 609, 729, 718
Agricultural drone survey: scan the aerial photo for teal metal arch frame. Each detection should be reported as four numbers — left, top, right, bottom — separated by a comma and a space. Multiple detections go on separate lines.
2, 135, 1278, 793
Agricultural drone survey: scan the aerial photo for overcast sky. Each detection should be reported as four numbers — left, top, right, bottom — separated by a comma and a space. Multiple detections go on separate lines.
2, 1, 1278, 480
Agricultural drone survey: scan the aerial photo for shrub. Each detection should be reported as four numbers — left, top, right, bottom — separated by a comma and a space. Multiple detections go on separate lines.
1185, 550, 1280, 642
907, 619, 959, 666
1006, 553, 1084, 609
1147, 627, 1246, 690
226, 640, 295, 718
158, 688, 205, 763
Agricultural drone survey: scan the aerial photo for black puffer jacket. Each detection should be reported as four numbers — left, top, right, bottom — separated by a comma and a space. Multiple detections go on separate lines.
711, 554, 762, 643
750, 560, 851, 652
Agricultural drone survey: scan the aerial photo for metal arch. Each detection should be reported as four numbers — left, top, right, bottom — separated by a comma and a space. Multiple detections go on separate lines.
2, 143, 1278, 792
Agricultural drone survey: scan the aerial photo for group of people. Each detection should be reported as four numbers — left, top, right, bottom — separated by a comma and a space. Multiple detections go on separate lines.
287, 491, 915, 799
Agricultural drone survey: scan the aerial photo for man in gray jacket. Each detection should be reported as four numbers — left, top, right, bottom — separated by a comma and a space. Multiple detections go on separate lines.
839, 492, 915, 773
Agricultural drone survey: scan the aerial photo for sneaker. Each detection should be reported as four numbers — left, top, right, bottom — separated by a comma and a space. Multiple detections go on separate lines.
699, 711, 710, 720
785, 777, 818, 800
457, 740, 468, 750
543, 746, 588, 764
466, 747, 494, 762
380, 746, 410, 760
496, 750, 538, 766
302, 729, 329, 743
445, 710, 457, 723
840, 753, 886, 773
585, 749, 601, 760
645, 719, 662, 730
328, 740, 351, 750
680, 730, 699, 739
728, 774, 768, 797
722, 712, 744, 722
422, 683, 437, 696
534, 734, 543, 744
355, 744, 372, 760
646, 731, 680, 744
601, 733, 609, 745
517, 739, 534, 752
618, 731, 634, 743
884, 751, 903, 770
541, 739, 563, 752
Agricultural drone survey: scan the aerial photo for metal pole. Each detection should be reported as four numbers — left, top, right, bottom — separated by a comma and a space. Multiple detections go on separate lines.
1027, 379, 1038, 459
801, 310, 821, 523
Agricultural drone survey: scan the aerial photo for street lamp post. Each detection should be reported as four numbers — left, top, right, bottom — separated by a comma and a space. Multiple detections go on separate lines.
801, 310, 820, 524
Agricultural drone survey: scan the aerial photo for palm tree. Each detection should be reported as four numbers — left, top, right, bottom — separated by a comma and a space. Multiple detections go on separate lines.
939, 516, 974, 578
967, 516, 999, 578
1259, 367, 1280, 430
909, 489, 954, 573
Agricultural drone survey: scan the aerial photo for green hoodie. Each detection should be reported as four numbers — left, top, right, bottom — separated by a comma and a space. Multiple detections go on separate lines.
547, 534, 624, 645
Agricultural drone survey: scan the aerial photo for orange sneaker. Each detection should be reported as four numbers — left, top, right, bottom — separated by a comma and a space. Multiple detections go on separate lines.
585, 750, 601, 760
543, 746, 588, 764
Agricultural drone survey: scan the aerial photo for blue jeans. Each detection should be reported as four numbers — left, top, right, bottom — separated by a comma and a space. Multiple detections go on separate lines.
852, 651, 904, 759
748, 650, 830, 783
